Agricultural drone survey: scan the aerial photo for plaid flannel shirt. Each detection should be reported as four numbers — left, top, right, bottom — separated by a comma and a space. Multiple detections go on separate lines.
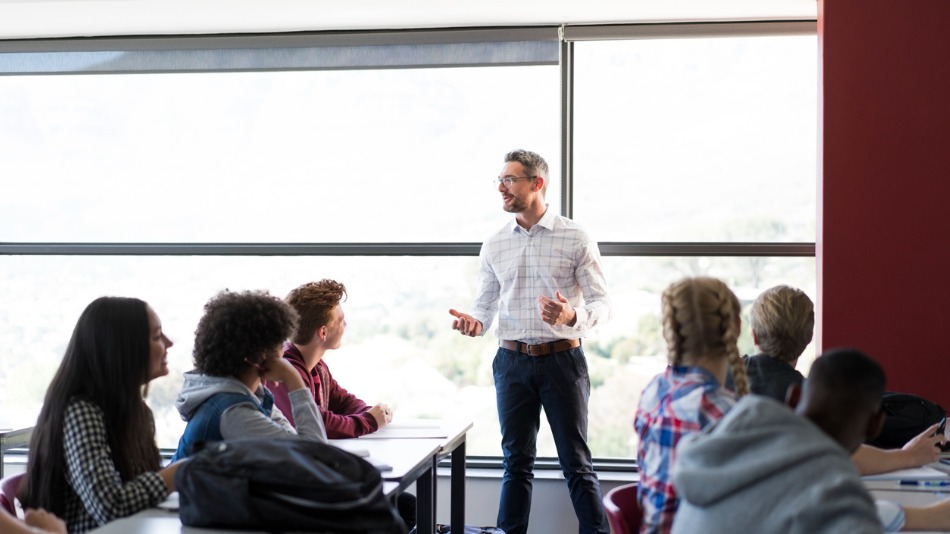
634, 366, 735, 534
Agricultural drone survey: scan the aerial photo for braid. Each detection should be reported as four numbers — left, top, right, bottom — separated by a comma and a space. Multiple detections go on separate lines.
661, 286, 684, 366
661, 277, 746, 395
716, 283, 748, 397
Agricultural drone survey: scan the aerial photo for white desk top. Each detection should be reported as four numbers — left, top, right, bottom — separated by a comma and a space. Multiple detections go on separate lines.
88, 421, 473, 534
867, 463, 950, 533
87, 508, 258, 534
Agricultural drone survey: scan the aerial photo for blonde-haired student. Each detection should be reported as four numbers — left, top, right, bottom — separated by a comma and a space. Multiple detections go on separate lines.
743, 284, 945, 475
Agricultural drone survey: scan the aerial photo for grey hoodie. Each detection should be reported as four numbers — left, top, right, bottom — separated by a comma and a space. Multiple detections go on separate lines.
671, 395, 886, 534
175, 371, 327, 442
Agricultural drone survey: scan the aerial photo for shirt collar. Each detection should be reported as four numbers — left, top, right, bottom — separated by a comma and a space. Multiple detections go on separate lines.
508, 203, 556, 234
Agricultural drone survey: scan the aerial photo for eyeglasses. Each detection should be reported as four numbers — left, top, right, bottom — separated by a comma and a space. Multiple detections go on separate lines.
494, 175, 536, 188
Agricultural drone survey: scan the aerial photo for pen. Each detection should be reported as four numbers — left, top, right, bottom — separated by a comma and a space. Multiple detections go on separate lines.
899, 480, 950, 487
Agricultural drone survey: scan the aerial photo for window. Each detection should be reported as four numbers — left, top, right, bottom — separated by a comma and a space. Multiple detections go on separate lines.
569, 27, 818, 456
0, 23, 817, 460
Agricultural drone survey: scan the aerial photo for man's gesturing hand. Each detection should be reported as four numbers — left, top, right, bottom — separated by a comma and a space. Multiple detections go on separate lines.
538, 291, 577, 327
449, 308, 483, 337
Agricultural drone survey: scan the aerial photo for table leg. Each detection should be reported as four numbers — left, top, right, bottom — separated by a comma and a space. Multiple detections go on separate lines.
450, 440, 465, 534
416, 457, 436, 534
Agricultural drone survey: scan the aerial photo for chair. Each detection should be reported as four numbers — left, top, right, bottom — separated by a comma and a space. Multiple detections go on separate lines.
603, 482, 641, 534
1, 472, 25, 517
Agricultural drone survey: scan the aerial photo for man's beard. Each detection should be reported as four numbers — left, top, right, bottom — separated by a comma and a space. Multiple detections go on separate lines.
503, 196, 527, 213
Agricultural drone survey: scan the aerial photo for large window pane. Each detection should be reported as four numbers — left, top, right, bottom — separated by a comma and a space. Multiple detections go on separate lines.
572, 36, 818, 243
0, 66, 559, 243
0, 254, 816, 458
0, 255, 502, 451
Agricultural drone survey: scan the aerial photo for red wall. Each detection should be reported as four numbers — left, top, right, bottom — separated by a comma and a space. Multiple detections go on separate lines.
820, 0, 950, 407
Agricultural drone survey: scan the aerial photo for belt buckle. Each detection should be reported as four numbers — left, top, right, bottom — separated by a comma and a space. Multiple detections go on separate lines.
526, 343, 547, 356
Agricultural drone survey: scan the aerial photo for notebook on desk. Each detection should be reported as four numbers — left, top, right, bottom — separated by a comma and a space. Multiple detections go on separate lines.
157, 492, 179, 511
328, 441, 371, 457
863, 465, 949, 481
365, 456, 393, 472
360, 419, 448, 439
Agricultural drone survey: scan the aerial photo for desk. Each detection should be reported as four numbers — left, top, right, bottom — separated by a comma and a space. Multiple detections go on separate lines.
335, 421, 473, 534
868, 488, 950, 533
89, 422, 472, 534
88, 438, 438, 534
0, 427, 32, 478
88, 508, 260, 534
866, 472, 950, 533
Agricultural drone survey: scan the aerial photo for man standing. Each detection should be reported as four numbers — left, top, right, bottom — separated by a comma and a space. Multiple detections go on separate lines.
268, 279, 392, 437
449, 149, 611, 534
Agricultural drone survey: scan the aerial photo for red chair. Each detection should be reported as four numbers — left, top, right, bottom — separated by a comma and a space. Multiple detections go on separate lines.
1, 473, 25, 517
603, 482, 641, 534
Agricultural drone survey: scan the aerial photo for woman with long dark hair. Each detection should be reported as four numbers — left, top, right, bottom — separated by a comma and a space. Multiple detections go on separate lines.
18, 296, 183, 533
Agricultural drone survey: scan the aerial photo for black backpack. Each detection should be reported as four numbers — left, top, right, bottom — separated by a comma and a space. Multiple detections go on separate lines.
866, 392, 948, 450
175, 437, 406, 533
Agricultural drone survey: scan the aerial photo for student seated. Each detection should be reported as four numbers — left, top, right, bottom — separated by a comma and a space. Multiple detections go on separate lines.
634, 276, 749, 534
746, 285, 945, 474
743, 284, 812, 401
18, 297, 184, 533
171, 289, 327, 460
1, 507, 66, 534
269, 279, 416, 530
267, 279, 393, 438
672, 348, 950, 533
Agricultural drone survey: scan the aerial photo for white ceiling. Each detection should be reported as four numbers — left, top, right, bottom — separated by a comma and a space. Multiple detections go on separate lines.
0, 0, 816, 41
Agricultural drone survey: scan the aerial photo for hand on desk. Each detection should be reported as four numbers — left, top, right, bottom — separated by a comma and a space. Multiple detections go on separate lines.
902, 497, 950, 531
854, 424, 947, 476
903, 423, 947, 465
370, 404, 393, 428
22, 508, 67, 534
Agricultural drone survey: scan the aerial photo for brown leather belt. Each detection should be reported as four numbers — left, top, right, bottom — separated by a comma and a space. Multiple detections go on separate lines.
499, 339, 580, 356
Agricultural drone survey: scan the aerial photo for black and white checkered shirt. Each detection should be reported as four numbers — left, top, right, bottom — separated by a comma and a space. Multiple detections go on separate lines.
61, 398, 167, 533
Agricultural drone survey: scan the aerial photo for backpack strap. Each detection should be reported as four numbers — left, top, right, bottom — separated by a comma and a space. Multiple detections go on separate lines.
172, 392, 269, 461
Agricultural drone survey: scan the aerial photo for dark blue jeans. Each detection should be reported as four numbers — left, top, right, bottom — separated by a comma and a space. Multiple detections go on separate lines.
493, 345, 608, 534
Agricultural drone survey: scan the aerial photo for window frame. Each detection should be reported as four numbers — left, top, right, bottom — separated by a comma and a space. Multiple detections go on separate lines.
0, 20, 818, 468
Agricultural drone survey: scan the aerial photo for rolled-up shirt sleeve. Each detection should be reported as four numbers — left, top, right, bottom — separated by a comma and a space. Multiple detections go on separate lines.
470, 241, 501, 334
568, 232, 611, 332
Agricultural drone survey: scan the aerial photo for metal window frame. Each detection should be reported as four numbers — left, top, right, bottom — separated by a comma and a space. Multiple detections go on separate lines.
0, 21, 818, 463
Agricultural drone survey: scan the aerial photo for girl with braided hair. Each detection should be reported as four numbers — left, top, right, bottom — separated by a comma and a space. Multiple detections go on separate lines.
633, 276, 747, 534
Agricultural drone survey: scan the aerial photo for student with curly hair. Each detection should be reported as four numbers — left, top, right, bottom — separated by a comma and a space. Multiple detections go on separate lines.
18, 297, 183, 533
634, 276, 748, 534
171, 290, 327, 460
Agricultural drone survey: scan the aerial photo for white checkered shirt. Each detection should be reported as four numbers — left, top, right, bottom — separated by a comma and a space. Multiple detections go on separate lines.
62, 398, 167, 533
470, 207, 611, 344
